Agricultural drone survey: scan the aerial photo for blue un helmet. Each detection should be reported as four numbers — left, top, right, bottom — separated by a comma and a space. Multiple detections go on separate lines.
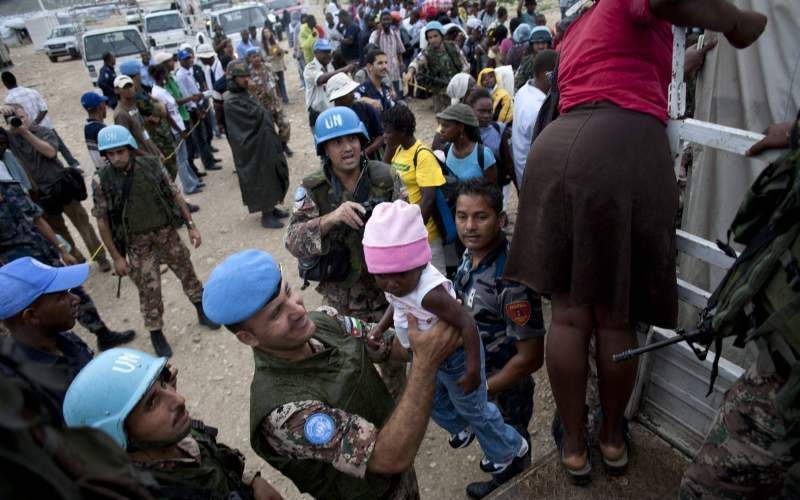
97, 124, 139, 154
63, 348, 167, 449
313, 106, 369, 156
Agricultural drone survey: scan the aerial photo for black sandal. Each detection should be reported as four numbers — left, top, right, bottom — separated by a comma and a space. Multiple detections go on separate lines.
598, 415, 632, 476
551, 411, 592, 486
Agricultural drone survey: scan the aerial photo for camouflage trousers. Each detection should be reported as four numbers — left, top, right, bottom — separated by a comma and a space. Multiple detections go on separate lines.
126, 226, 203, 331
322, 296, 408, 401
680, 361, 799, 499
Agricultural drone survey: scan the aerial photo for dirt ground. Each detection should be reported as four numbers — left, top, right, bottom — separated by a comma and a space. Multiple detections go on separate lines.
3, 4, 687, 498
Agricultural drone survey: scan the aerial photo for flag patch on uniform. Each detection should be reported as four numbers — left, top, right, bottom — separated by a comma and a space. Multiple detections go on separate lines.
505, 301, 532, 326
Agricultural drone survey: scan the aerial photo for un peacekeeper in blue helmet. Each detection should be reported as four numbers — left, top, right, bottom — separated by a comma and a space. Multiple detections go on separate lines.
63, 347, 283, 499
202, 249, 460, 500
284, 106, 410, 398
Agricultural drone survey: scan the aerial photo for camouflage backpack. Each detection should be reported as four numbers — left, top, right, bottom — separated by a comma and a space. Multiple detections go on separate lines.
699, 115, 800, 391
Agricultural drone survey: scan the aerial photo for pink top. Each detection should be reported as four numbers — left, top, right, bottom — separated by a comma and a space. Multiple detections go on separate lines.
557, 0, 673, 124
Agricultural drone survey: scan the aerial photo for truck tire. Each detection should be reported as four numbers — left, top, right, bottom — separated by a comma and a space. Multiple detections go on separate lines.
48, 55, 57, 62
70, 49, 80, 59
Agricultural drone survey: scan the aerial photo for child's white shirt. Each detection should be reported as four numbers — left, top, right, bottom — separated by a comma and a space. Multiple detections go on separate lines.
386, 263, 455, 348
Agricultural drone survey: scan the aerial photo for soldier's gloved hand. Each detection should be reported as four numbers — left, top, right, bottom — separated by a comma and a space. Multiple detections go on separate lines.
333, 201, 366, 229
114, 256, 129, 277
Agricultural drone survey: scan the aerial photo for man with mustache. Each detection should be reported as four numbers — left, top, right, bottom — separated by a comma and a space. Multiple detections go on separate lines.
63, 347, 284, 499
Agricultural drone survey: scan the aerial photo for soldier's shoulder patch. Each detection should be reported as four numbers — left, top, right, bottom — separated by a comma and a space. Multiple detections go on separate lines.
304, 412, 335, 446
505, 300, 532, 326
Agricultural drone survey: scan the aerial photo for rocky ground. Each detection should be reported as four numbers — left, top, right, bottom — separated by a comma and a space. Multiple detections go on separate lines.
3, 3, 686, 498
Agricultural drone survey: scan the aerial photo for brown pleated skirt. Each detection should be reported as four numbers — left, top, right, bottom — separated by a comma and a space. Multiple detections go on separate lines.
505, 102, 679, 328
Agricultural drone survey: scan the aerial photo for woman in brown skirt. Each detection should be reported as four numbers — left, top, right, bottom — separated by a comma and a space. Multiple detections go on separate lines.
504, 0, 766, 484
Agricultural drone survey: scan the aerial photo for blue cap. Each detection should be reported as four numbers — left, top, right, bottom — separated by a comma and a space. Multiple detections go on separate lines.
313, 38, 333, 52
424, 21, 444, 35
119, 59, 142, 76
0, 257, 89, 320
80, 91, 108, 110
202, 250, 282, 325
245, 46, 260, 57
177, 49, 192, 61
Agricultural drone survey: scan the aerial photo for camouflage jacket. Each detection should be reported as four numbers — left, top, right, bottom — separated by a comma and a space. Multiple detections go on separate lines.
285, 160, 408, 319
0, 180, 59, 266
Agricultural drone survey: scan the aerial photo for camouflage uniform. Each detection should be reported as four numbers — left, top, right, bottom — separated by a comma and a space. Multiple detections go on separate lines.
135, 92, 177, 179
133, 421, 256, 499
680, 361, 798, 499
453, 237, 545, 450
514, 55, 535, 91
0, 181, 110, 336
92, 158, 203, 331
249, 63, 291, 144
409, 41, 469, 112
258, 308, 419, 500
285, 162, 409, 397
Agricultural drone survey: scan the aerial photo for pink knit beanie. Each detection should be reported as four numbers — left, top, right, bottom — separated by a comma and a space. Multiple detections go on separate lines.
362, 200, 432, 274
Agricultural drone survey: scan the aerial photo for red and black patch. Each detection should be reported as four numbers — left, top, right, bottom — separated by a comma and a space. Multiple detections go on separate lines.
505, 301, 532, 326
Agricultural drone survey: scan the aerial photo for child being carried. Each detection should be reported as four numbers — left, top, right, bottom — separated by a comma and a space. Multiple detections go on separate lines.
364, 200, 528, 475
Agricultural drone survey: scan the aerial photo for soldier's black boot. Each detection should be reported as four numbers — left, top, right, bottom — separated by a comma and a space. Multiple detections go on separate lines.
149, 330, 173, 358
260, 211, 284, 229
273, 207, 289, 219
194, 302, 220, 329
95, 327, 136, 351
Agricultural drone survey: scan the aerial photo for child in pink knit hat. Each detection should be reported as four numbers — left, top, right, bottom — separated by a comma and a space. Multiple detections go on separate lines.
363, 199, 528, 474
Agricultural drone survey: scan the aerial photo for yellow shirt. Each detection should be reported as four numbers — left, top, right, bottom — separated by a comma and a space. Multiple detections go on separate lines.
390, 140, 445, 241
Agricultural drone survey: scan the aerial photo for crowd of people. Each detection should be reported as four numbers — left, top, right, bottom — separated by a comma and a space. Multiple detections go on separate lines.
1, 0, 797, 500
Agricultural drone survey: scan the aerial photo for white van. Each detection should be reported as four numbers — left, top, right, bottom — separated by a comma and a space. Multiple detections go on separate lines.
210, 3, 268, 49
82, 26, 147, 84
144, 10, 193, 52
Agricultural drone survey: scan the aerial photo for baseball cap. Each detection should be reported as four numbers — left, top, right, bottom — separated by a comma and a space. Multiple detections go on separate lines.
119, 60, 142, 76
202, 249, 282, 325
0, 257, 89, 320
325, 72, 360, 102
153, 51, 173, 65
179, 42, 193, 51
195, 44, 215, 59
313, 38, 333, 52
113, 75, 134, 89
177, 49, 193, 61
80, 91, 108, 110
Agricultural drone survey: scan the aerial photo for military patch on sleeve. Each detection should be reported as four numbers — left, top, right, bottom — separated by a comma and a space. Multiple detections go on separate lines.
304, 413, 336, 445
505, 300, 532, 326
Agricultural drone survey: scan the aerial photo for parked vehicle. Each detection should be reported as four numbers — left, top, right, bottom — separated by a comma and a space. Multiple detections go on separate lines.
44, 24, 82, 62
144, 10, 194, 52
81, 26, 147, 84
209, 3, 268, 49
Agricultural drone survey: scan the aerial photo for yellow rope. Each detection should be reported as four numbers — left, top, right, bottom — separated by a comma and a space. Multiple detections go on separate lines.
163, 115, 204, 162
88, 243, 106, 262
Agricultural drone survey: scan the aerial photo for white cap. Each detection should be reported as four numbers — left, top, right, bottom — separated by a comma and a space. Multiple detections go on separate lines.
195, 44, 215, 59
113, 75, 134, 88
153, 51, 173, 65
179, 42, 193, 51
325, 72, 360, 102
